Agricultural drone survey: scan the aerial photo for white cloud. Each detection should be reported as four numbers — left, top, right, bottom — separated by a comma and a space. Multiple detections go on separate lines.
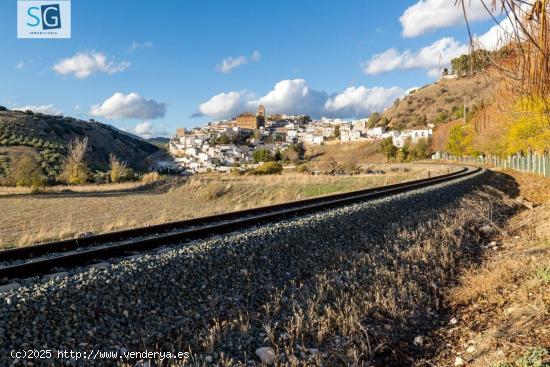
217, 56, 247, 73
324, 86, 405, 118
133, 121, 168, 138
216, 50, 262, 73
53, 52, 130, 79
196, 79, 403, 120
15, 61, 24, 70
475, 17, 515, 50
14, 104, 63, 115
362, 37, 468, 76
400, 0, 490, 37
130, 41, 154, 51
250, 79, 328, 117
195, 91, 249, 120
90, 92, 166, 120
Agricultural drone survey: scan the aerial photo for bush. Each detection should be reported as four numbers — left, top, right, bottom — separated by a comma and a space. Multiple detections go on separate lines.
254, 162, 283, 175
9, 155, 46, 190
296, 164, 308, 173
109, 154, 129, 183
141, 172, 161, 184
252, 148, 273, 163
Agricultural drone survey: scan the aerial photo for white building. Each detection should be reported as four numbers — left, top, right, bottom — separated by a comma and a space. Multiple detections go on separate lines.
366, 127, 385, 138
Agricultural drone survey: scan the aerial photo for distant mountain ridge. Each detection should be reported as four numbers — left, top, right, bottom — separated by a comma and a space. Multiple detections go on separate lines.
0, 109, 167, 179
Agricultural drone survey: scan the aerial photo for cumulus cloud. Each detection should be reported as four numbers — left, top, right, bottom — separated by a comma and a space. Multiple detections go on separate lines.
400, 0, 490, 37
216, 50, 262, 73
195, 79, 403, 120
53, 52, 130, 79
362, 37, 468, 76
324, 86, 405, 118
90, 92, 166, 120
195, 91, 249, 120
250, 79, 328, 117
14, 104, 63, 115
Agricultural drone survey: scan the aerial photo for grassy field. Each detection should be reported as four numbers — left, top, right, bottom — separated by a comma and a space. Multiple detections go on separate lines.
0, 164, 449, 248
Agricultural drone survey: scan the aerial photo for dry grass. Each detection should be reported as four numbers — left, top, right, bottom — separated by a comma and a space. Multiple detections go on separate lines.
0, 181, 149, 195
304, 140, 386, 166
428, 171, 550, 367
0, 165, 449, 248
158, 176, 520, 366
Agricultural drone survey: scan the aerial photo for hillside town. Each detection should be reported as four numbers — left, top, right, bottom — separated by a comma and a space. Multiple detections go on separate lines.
167, 105, 432, 173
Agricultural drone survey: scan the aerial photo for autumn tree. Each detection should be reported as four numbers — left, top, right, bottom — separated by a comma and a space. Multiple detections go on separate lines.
446, 125, 472, 156
380, 137, 397, 161
59, 137, 88, 184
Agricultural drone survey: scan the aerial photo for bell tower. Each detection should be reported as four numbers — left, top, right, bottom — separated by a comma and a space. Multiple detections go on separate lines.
257, 105, 266, 127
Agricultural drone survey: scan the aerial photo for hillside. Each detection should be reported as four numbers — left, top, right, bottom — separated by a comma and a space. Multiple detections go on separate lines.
0, 109, 165, 180
380, 74, 497, 130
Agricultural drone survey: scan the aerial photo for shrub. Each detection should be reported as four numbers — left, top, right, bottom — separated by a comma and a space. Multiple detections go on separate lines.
252, 148, 273, 163
296, 164, 308, 173
141, 172, 161, 184
254, 162, 283, 175
109, 154, 128, 183
9, 155, 46, 190
412, 138, 432, 159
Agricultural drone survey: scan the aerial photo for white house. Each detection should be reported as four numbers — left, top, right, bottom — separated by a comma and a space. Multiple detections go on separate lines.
366, 127, 385, 138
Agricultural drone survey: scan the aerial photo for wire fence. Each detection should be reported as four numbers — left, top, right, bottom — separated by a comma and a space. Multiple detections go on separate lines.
431, 151, 550, 177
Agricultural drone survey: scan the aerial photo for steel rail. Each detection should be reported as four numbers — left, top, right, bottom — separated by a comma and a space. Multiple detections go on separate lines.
0, 165, 481, 281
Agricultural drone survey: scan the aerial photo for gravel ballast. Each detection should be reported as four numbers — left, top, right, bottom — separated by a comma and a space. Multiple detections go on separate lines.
0, 169, 487, 366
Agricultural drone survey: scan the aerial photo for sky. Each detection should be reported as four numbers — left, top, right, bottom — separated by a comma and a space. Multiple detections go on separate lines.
0, 0, 508, 138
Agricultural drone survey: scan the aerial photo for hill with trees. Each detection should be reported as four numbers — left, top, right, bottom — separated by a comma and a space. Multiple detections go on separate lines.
0, 108, 166, 183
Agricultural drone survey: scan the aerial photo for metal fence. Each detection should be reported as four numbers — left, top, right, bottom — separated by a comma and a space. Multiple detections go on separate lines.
432, 151, 550, 177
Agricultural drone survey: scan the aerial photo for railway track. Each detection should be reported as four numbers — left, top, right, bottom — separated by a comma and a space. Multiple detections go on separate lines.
0, 165, 481, 283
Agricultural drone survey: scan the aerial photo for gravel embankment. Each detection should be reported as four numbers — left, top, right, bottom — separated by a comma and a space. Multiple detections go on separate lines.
0, 169, 486, 366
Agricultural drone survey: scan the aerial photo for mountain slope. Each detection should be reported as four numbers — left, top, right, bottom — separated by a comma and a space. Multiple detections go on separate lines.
380, 74, 496, 130
0, 109, 166, 179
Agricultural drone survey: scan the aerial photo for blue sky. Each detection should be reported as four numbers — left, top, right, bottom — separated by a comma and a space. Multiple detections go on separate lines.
0, 0, 503, 137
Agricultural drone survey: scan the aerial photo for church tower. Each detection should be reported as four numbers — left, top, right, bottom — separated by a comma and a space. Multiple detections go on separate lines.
257, 105, 266, 127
